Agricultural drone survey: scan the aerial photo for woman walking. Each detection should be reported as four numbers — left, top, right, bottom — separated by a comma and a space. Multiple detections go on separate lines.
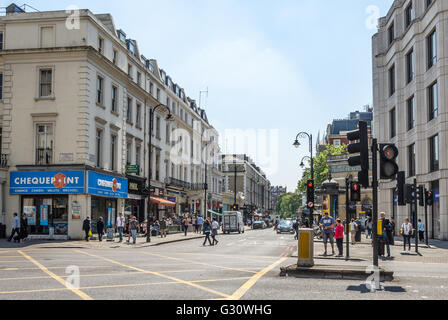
350, 218, 357, 245
401, 218, 414, 252
82, 217, 91, 242
211, 218, 219, 245
202, 218, 213, 246
97, 217, 105, 242
334, 218, 344, 257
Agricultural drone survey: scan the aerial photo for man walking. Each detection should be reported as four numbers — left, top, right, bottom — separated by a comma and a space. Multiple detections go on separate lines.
160, 217, 167, 238
129, 216, 140, 244
203, 218, 213, 246
116, 213, 125, 242
7, 213, 20, 242
97, 217, 105, 242
418, 219, 425, 242
182, 215, 189, 236
319, 212, 335, 256
197, 215, 203, 234
82, 217, 91, 242
380, 212, 392, 258
211, 218, 219, 245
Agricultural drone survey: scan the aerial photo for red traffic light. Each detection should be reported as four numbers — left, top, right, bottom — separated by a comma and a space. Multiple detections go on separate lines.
382, 144, 398, 160
308, 182, 313, 188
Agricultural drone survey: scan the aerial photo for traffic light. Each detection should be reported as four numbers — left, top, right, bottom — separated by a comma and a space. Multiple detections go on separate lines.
418, 186, 425, 207
350, 182, 361, 202
347, 121, 369, 188
405, 184, 415, 204
232, 204, 239, 211
396, 171, 406, 206
425, 191, 434, 206
379, 144, 399, 180
306, 180, 315, 209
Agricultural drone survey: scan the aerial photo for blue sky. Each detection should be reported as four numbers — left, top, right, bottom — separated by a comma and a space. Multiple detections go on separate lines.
24, 0, 394, 192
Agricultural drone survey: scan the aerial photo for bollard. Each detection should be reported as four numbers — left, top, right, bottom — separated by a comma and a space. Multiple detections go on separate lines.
297, 228, 314, 267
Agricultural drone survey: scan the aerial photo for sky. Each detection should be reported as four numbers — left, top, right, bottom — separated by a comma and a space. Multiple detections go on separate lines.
15, 0, 394, 193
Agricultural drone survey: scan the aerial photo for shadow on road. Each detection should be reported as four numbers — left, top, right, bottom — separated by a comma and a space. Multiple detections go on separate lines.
347, 284, 407, 294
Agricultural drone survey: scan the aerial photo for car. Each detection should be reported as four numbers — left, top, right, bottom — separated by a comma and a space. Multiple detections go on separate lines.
252, 221, 267, 230
277, 220, 294, 234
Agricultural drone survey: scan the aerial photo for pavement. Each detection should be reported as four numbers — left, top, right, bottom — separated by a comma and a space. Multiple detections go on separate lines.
1, 228, 448, 300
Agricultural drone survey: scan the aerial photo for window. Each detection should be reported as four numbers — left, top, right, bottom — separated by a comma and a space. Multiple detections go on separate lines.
150, 82, 154, 95
408, 144, 416, 177
136, 103, 141, 127
98, 37, 104, 54
389, 64, 395, 96
128, 64, 132, 77
390, 108, 396, 138
39, 69, 53, 98
0, 32, 3, 50
406, 49, 414, 84
166, 123, 170, 143
407, 96, 415, 131
40, 26, 54, 48
333, 140, 341, 146
156, 88, 160, 101
0, 73, 3, 100
136, 145, 141, 169
111, 85, 118, 113
428, 82, 438, 121
405, 2, 414, 28
137, 72, 141, 86
156, 116, 161, 139
126, 141, 132, 165
388, 22, 394, 45
426, 0, 433, 9
111, 135, 117, 171
155, 150, 160, 181
127, 97, 133, 123
36, 124, 53, 165
429, 135, 439, 172
96, 76, 104, 105
96, 129, 103, 167
427, 30, 437, 69
113, 49, 118, 65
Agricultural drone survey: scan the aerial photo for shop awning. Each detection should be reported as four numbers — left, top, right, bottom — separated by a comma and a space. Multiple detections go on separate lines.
208, 210, 223, 217
150, 197, 176, 207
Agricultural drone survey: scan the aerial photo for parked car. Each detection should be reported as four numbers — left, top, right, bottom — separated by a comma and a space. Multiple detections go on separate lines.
252, 221, 267, 230
277, 220, 294, 234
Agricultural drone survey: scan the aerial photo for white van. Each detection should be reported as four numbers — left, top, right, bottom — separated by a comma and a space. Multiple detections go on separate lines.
222, 211, 245, 234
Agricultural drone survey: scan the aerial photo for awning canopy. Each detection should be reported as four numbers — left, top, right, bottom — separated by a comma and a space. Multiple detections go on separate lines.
150, 197, 176, 207
208, 210, 223, 217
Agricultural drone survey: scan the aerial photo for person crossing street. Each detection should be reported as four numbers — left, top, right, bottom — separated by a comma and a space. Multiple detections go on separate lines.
211, 218, 219, 245
7, 213, 20, 243
202, 218, 213, 246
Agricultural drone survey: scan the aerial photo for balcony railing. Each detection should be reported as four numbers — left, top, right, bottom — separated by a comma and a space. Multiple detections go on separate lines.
36, 148, 53, 165
165, 177, 206, 191
0, 154, 8, 167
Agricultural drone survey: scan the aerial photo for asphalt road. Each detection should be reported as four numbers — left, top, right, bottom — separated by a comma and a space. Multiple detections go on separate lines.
1, 228, 448, 300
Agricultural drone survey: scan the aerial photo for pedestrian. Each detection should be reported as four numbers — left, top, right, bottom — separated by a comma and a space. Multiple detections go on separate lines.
193, 216, 199, 234
319, 212, 336, 256
197, 215, 203, 233
182, 216, 189, 236
116, 213, 125, 242
160, 217, 167, 238
334, 218, 344, 257
365, 217, 373, 239
202, 218, 213, 246
82, 216, 91, 242
211, 218, 219, 245
129, 216, 140, 244
401, 218, 414, 252
380, 212, 392, 258
304, 217, 311, 228
350, 218, 357, 245
7, 213, 20, 242
390, 218, 396, 238
154, 220, 160, 236
97, 217, 105, 242
355, 217, 362, 243
17, 214, 28, 243
293, 219, 299, 240
418, 219, 425, 242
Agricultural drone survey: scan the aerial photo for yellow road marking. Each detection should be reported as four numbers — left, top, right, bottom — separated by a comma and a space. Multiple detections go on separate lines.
223, 257, 288, 300
0, 276, 251, 295
177, 252, 277, 261
0, 260, 28, 263
17, 250, 93, 300
141, 252, 258, 274
74, 249, 231, 299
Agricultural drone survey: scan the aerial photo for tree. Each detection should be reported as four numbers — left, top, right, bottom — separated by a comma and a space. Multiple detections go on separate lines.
275, 193, 302, 219
297, 144, 347, 193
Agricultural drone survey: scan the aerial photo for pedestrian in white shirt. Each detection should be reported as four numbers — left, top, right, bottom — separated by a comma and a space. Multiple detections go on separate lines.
116, 213, 126, 243
401, 218, 414, 252
7, 213, 20, 242
211, 218, 219, 245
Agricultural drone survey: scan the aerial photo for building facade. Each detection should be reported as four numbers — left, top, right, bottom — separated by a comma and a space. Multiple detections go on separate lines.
0, 5, 221, 239
372, 0, 447, 239
270, 186, 287, 213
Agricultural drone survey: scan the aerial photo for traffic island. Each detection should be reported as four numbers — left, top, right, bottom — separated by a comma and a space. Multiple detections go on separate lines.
279, 264, 394, 281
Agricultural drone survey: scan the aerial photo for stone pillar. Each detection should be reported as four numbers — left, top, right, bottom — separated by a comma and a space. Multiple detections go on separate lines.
439, 178, 448, 240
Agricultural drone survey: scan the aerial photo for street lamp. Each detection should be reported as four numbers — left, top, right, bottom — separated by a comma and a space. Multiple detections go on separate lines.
201, 129, 211, 220
300, 156, 312, 169
147, 103, 173, 243
294, 132, 314, 216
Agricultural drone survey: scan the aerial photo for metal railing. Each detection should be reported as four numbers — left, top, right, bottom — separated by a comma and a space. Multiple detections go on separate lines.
165, 177, 206, 191
36, 148, 53, 165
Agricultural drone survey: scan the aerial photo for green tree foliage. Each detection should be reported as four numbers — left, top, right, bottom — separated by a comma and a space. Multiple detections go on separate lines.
275, 193, 302, 219
297, 144, 347, 193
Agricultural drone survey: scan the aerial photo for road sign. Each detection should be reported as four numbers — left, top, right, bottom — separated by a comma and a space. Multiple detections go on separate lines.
126, 165, 140, 174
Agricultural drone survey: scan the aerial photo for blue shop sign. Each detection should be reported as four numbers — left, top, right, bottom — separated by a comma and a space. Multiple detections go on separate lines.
10, 171, 85, 195
88, 171, 128, 198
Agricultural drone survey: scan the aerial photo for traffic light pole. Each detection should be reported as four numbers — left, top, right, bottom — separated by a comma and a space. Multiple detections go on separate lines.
372, 139, 379, 268
414, 179, 419, 254
424, 189, 429, 247
345, 177, 350, 260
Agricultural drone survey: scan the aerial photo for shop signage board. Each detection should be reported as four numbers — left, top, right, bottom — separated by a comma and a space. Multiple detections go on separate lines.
24, 206, 36, 226
87, 171, 128, 198
40, 205, 49, 226
10, 171, 85, 194
72, 205, 81, 220
126, 165, 140, 175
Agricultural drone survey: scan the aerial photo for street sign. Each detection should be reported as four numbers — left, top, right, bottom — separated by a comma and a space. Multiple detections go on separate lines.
126, 165, 140, 174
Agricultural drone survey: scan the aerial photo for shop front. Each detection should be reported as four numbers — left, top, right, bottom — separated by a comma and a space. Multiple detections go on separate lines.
9, 170, 85, 239
87, 171, 128, 233
125, 176, 146, 223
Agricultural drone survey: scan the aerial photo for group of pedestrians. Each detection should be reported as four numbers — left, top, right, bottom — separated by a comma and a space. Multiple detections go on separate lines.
202, 217, 220, 246
7, 213, 28, 243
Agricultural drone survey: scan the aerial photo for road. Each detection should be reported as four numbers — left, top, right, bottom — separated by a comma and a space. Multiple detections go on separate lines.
1, 228, 448, 300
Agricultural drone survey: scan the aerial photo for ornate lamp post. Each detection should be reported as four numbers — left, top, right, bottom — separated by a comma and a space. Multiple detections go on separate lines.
294, 132, 314, 216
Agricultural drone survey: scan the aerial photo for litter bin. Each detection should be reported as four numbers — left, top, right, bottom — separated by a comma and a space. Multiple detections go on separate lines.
0, 224, 6, 239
